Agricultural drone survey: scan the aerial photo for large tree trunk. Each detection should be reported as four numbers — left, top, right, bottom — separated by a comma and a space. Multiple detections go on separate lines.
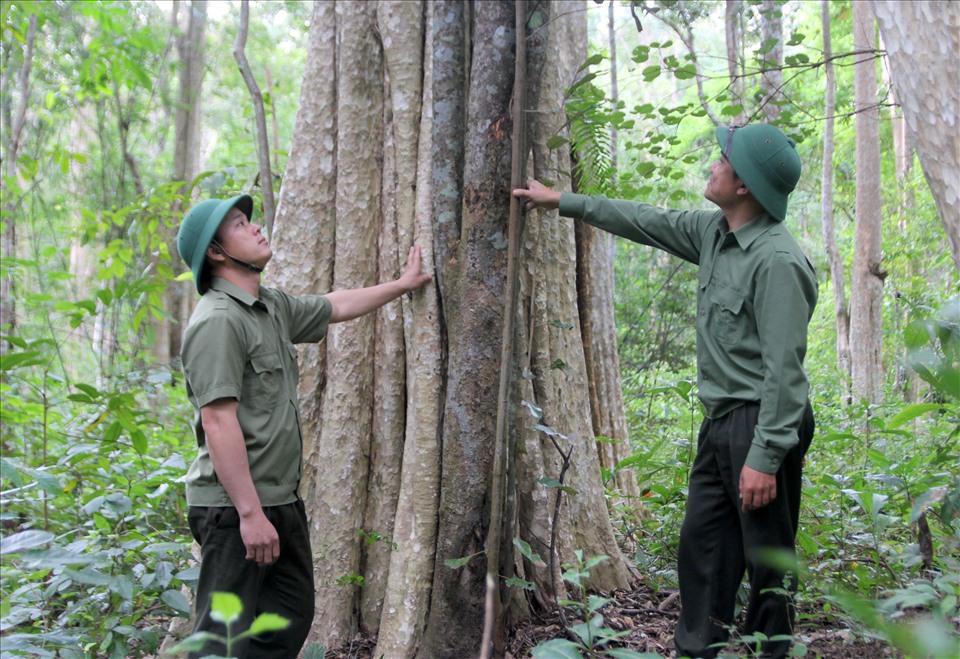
270, 2, 635, 655
872, 0, 960, 271
820, 0, 851, 401
850, 0, 884, 404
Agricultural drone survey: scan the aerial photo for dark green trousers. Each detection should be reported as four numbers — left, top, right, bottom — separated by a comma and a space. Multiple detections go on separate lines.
187, 500, 314, 659
674, 401, 814, 659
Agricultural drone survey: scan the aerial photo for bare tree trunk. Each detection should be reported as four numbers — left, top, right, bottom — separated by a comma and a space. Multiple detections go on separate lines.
850, 0, 884, 404
234, 0, 276, 234
872, 0, 960, 271
725, 0, 745, 122
423, 3, 515, 655
1, 13, 36, 354
820, 0, 851, 401
374, 4, 443, 654
273, 3, 635, 655
308, 1, 383, 647
164, 0, 206, 366
759, 0, 783, 121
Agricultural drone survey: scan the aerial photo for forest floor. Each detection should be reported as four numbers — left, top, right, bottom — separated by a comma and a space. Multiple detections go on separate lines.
328, 581, 903, 658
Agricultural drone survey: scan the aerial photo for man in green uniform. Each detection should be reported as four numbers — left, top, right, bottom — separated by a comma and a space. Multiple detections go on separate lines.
514, 123, 817, 659
175, 194, 431, 658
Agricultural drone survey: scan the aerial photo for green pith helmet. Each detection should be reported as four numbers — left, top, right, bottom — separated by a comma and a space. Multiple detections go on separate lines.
177, 194, 254, 294
715, 124, 801, 222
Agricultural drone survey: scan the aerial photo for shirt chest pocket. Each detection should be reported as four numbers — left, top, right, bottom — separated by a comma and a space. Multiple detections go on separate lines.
709, 286, 746, 345
242, 350, 282, 410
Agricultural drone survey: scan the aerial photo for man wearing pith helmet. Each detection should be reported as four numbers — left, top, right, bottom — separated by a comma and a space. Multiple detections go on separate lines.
175, 194, 432, 658
514, 123, 817, 659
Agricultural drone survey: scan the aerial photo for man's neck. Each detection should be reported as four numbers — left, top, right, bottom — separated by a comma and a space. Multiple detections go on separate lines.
721, 199, 765, 232
215, 267, 262, 298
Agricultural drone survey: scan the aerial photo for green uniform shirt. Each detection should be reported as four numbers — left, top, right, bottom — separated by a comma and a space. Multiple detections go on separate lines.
181, 277, 332, 507
559, 193, 818, 473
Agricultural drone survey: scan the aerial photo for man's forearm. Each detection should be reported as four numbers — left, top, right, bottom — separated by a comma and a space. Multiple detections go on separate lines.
326, 280, 408, 323
201, 405, 263, 518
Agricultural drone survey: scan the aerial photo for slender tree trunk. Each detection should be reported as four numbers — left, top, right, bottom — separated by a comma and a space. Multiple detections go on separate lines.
234, 0, 276, 234
820, 0, 851, 401
872, 0, 960, 271
1, 12, 37, 353
164, 0, 206, 366
759, 0, 783, 121
725, 0, 745, 122
850, 0, 884, 404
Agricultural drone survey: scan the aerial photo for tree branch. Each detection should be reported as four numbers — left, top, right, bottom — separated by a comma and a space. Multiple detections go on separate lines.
233, 0, 276, 234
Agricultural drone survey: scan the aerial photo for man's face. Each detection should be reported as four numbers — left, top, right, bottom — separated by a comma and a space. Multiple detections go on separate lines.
704, 155, 742, 207
212, 207, 272, 267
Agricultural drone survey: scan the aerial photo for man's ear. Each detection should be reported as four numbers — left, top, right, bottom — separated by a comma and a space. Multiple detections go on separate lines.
207, 243, 225, 262
736, 182, 752, 197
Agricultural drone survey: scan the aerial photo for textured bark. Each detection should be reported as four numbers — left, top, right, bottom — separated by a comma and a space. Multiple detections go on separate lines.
364, 0, 424, 640
872, 0, 960, 271
759, 0, 783, 121
272, 2, 635, 655
522, 0, 634, 594
309, 2, 383, 647
820, 1, 851, 399
375, 8, 443, 657
422, 3, 515, 656
850, 0, 884, 404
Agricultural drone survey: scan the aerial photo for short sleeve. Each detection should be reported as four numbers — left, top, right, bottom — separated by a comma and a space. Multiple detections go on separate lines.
273, 290, 332, 344
182, 312, 246, 408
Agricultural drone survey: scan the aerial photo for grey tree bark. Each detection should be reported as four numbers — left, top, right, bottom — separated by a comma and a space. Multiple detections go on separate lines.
850, 0, 885, 404
270, 2, 635, 655
872, 0, 960, 271
819, 0, 851, 400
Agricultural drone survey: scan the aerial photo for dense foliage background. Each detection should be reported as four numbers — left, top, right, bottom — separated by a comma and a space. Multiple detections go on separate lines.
1, 1, 957, 657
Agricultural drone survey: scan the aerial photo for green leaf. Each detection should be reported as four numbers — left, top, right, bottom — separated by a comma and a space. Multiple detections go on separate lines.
673, 64, 697, 80
886, 403, 945, 429
531, 638, 584, 659
161, 589, 192, 615
210, 592, 243, 626
245, 612, 291, 636
641, 65, 661, 82
546, 135, 569, 150
505, 576, 537, 591
303, 643, 327, 659
444, 552, 481, 569
0, 530, 55, 554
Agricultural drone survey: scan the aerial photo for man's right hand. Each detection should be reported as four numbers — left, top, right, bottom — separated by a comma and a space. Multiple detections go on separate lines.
512, 179, 561, 211
240, 509, 280, 565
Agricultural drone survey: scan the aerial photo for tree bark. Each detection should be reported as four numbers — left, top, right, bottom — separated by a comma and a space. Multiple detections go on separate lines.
872, 0, 960, 271
272, 2, 635, 655
1, 13, 36, 353
759, 0, 784, 121
165, 0, 206, 366
820, 0, 851, 400
725, 0, 745, 122
850, 0, 884, 404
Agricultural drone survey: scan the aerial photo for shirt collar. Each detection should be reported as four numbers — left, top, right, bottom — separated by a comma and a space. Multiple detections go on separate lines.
209, 277, 269, 311
720, 212, 778, 250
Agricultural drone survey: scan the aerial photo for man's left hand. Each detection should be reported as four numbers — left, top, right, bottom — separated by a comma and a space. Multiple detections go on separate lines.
739, 465, 776, 512
397, 245, 433, 293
